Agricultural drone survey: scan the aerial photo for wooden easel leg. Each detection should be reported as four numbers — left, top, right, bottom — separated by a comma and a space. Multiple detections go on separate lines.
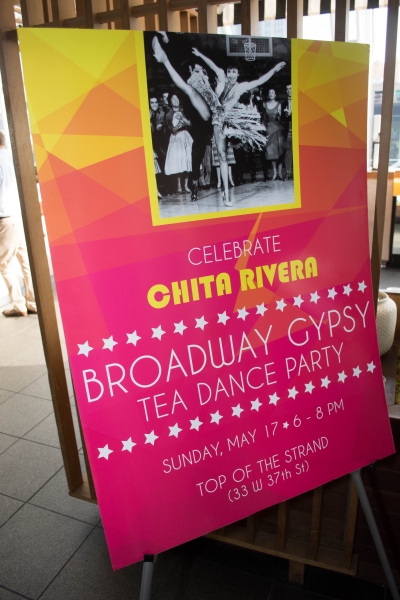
288, 560, 305, 585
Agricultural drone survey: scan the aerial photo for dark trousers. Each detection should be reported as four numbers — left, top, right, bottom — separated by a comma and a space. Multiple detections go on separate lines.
233, 145, 256, 183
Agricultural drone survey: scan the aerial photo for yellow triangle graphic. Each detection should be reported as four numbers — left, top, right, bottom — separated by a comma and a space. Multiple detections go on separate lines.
331, 108, 347, 128
21, 29, 130, 81
42, 134, 144, 170
19, 29, 99, 123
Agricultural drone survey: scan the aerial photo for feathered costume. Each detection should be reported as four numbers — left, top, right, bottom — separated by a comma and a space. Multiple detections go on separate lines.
187, 70, 266, 150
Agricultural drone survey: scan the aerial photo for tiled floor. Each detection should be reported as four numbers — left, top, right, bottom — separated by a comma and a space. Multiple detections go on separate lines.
0, 272, 398, 600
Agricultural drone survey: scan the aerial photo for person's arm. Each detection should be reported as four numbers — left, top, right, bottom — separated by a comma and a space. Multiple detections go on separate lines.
240, 61, 286, 94
179, 115, 191, 127
192, 47, 226, 89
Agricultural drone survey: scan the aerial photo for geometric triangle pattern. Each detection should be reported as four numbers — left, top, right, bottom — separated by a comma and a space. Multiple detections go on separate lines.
295, 39, 369, 148
18, 28, 147, 265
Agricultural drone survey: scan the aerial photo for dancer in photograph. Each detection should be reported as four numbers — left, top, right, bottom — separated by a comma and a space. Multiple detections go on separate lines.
152, 36, 285, 207
190, 48, 285, 206
164, 93, 193, 194
186, 66, 214, 201
152, 40, 212, 202
262, 88, 286, 181
212, 136, 235, 188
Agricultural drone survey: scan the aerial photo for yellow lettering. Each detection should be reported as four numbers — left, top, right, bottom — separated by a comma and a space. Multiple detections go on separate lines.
191, 278, 200, 301
305, 257, 318, 278
278, 262, 289, 283
240, 269, 256, 291
290, 260, 304, 281
216, 272, 232, 296
147, 284, 170, 309
262, 264, 277, 286
199, 275, 215, 298
256, 266, 263, 288
171, 280, 189, 305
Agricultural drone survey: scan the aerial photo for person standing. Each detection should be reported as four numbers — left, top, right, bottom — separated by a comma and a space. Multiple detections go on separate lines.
281, 84, 293, 180
149, 96, 168, 170
199, 133, 212, 190
164, 94, 193, 194
262, 88, 285, 181
0, 132, 37, 317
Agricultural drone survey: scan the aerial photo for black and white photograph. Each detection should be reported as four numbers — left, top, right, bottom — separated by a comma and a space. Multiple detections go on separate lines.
144, 31, 295, 220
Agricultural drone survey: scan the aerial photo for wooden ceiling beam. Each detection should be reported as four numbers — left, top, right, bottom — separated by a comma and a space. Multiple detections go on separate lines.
131, 3, 159, 18
63, 15, 87, 26
96, 7, 123, 23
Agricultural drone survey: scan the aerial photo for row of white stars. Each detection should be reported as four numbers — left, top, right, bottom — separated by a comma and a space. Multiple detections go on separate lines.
77, 282, 368, 356
97, 361, 376, 459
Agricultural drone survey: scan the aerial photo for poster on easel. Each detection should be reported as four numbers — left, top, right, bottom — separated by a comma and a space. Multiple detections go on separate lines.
18, 29, 394, 570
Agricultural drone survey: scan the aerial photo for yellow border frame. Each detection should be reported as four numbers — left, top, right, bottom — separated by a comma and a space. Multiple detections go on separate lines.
136, 32, 302, 226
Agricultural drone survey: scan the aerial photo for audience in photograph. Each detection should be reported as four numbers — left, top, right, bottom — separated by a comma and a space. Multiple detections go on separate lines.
149, 96, 168, 170
281, 84, 293, 181
262, 88, 286, 181
199, 134, 212, 190
164, 94, 193, 194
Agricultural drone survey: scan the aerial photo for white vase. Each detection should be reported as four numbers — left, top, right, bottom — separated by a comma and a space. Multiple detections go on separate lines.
376, 291, 397, 356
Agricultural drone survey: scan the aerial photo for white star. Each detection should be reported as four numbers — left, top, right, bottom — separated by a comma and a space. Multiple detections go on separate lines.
276, 299, 287, 312
321, 377, 331, 388
195, 316, 208, 330
98, 444, 113, 460
283, 422, 289, 429
327, 287, 337, 300
353, 366, 362, 378
151, 325, 165, 340
122, 437, 136, 452
169, 423, 182, 438
144, 430, 159, 445
310, 291, 320, 304
358, 281, 367, 293
127, 331, 141, 346
250, 398, 262, 411
190, 417, 203, 431
174, 321, 187, 335
210, 411, 223, 424
237, 307, 249, 321
288, 387, 299, 399
269, 392, 280, 406
305, 381, 315, 394
338, 371, 347, 383
77, 341, 93, 357
232, 404, 244, 418
102, 336, 118, 351
293, 295, 304, 308
217, 311, 230, 325
256, 303, 267, 316
343, 284, 352, 296
367, 362, 376, 373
